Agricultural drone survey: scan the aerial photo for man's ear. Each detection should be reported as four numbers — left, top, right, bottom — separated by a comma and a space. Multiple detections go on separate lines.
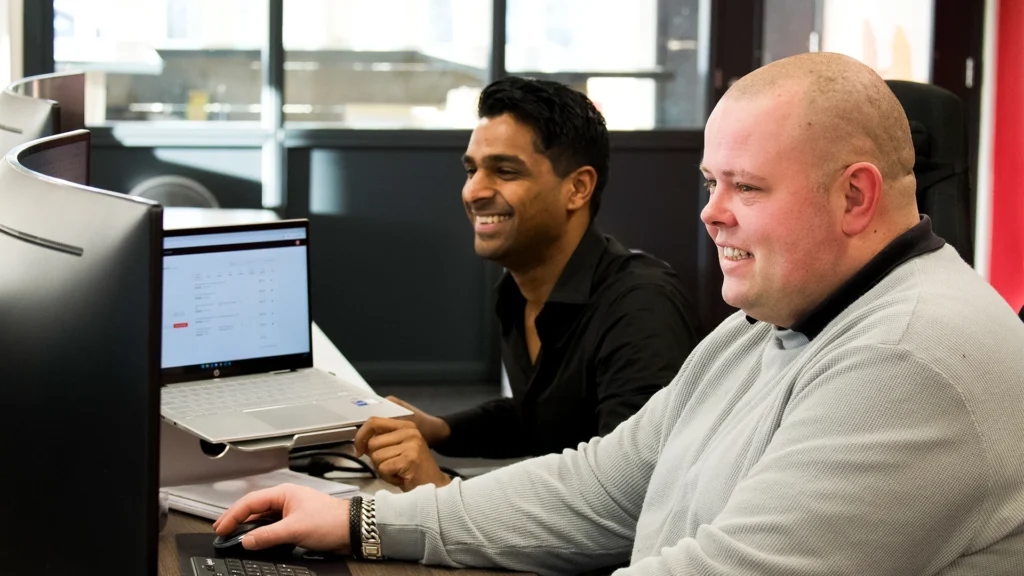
841, 162, 883, 235
565, 166, 598, 213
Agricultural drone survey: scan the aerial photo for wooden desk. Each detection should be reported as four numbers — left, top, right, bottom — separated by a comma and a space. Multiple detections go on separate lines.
159, 478, 527, 576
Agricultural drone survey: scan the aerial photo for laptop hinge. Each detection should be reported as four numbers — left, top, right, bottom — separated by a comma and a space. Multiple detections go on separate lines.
269, 368, 296, 374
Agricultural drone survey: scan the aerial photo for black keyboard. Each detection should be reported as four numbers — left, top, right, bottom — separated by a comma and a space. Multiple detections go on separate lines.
191, 556, 317, 576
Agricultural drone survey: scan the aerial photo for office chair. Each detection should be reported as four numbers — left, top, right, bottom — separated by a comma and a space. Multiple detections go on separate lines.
885, 80, 974, 265
128, 174, 220, 208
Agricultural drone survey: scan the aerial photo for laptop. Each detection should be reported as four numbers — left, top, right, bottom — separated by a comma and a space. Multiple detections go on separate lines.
159, 219, 410, 444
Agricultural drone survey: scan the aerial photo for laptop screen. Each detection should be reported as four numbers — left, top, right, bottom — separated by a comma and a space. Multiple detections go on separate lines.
161, 221, 313, 384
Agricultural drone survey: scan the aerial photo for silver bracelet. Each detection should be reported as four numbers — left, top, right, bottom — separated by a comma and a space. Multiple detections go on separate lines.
359, 497, 384, 560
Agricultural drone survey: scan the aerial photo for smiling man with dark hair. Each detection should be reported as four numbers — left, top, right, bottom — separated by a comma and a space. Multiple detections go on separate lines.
349, 76, 702, 491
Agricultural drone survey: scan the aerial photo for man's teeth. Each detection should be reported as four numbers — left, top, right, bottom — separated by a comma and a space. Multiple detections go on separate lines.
723, 246, 752, 261
476, 215, 511, 225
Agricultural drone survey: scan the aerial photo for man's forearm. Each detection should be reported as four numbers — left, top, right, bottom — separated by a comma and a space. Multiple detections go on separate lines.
432, 398, 530, 458
375, 446, 636, 575
374, 385, 676, 573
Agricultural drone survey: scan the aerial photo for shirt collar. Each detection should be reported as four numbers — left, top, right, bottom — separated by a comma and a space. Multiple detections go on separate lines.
544, 222, 609, 305
746, 215, 945, 340
495, 222, 607, 322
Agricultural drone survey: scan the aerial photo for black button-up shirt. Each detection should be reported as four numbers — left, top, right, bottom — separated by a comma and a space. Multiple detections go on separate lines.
435, 223, 702, 459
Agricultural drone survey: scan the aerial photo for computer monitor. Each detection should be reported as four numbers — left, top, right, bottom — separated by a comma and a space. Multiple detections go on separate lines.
16, 122, 90, 185
0, 129, 163, 574
0, 88, 58, 154
21, 71, 86, 133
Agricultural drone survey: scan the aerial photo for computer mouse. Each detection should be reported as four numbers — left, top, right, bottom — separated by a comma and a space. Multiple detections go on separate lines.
212, 517, 281, 550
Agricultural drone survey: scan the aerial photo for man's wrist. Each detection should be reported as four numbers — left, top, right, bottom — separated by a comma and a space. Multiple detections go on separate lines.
348, 496, 362, 556
423, 415, 451, 445
356, 497, 384, 560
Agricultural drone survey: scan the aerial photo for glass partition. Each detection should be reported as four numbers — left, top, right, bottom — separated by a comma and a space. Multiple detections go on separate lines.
283, 0, 492, 128
54, 0, 267, 123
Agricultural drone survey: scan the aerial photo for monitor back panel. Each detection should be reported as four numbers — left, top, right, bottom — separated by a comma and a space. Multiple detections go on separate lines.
0, 137, 162, 574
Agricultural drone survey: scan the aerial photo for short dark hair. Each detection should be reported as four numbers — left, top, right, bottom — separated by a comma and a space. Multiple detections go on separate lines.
478, 76, 610, 219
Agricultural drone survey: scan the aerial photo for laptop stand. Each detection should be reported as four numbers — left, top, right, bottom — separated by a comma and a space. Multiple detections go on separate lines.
159, 421, 358, 487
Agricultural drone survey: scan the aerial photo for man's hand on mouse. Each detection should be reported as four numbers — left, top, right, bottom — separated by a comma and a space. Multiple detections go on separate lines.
385, 396, 451, 445
213, 483, 350, 553
354, 416, 452, 491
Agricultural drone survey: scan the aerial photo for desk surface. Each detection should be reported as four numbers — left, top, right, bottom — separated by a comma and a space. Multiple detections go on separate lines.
159, 478, 527, 576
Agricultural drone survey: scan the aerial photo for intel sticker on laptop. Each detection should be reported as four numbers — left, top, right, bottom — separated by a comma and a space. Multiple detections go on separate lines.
353, 398, 380, 406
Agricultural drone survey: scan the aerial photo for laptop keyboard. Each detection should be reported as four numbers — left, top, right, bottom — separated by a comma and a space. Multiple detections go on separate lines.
162, 371, 355, 420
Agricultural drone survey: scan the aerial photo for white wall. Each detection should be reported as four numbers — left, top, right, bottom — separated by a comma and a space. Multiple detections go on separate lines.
822, 0, 934, 83
0, 0, 21, 86
974, 0, 998, 277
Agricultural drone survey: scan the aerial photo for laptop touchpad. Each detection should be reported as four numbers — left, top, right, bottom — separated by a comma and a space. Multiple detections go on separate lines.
248, 404, 342, 430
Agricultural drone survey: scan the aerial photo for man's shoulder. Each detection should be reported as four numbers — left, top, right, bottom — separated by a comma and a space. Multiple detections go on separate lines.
575, 238, 703, 342
589, 259, 694, 322
900, 247, 1024, 378
813, 246, 1024, 395
840, 246, 1022, 348
590, 236, 686, 297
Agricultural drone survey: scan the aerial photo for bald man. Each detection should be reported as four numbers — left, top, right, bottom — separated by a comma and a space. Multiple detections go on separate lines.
216, 54, 1024, 575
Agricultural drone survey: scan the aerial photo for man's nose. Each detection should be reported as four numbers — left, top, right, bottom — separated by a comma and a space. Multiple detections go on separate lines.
462, 172, 495, 205
700, 189, 735, 228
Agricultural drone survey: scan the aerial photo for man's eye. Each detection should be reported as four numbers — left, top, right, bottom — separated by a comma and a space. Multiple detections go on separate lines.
464, 167, 477, 178
736, 184, 757, 192
702, 180, 716, 193
497, 169, 518, 178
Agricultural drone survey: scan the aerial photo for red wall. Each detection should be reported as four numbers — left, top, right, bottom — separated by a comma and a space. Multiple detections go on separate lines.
989, 0, 1024, 313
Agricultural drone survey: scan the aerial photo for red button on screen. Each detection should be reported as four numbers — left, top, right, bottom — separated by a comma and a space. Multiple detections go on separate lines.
173, 322, 188, 328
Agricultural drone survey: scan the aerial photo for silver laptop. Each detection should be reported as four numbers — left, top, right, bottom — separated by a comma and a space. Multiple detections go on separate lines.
159, 219, 409, 444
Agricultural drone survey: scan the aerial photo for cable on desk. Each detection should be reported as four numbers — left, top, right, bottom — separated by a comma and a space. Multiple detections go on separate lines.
289, 447, 377, 479
290, 445, 465, 482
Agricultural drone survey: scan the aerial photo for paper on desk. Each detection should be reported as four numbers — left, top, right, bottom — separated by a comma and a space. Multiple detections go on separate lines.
164, 468, 358, 521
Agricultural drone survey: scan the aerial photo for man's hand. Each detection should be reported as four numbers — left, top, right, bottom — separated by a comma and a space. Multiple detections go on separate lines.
386, 396, 451, 445
213, 483, 351, 553
354, 417, 452, 491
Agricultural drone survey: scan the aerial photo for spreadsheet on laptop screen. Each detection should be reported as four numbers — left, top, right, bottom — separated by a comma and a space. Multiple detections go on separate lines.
161, 226, 311, 369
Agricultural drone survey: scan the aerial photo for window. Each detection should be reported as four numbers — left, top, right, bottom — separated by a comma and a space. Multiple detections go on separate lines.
762, 0, 934, 83
54, 0, 267, 123
282, 0, 492, 128
505, 0, 709, 129
0, 0, 14, 87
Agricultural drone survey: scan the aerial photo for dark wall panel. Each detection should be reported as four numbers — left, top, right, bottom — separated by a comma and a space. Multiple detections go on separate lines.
597, 148, 704, 301
90, 147, 263, 208
287, 147, 498, 384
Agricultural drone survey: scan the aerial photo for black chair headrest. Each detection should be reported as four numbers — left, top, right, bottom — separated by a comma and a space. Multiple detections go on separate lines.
885, 79, 973, 264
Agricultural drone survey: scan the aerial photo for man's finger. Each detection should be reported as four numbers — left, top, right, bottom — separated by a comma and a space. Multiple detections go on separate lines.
377, 465, 404, 487
385, 396, 415, 411
215, 485, 289, 536
353, 417, 414, 456
219, 513, 256, 531
366, 427, 419, 454
353, 422, 374, 456
366, 442, 409, 468
377, 454, 413, 482
242, 517, 296, 550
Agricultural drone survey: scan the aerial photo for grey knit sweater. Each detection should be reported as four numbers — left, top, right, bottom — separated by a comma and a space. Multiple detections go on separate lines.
376, 245, 1024, 575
